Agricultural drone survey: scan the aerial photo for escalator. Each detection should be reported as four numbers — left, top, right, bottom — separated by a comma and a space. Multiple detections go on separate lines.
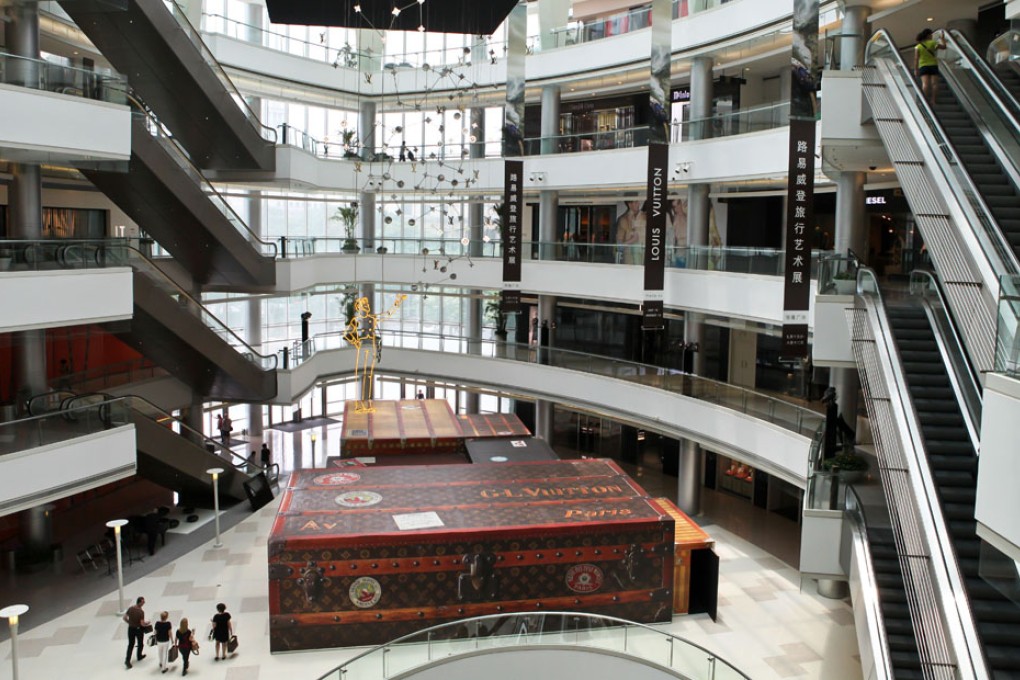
865, 520, 924, 678
928, 77, 1020, 259
885, 303, 1020, 678
79, 110, 277, 288
59, 0, 275, 171
991, 62, 1020, 102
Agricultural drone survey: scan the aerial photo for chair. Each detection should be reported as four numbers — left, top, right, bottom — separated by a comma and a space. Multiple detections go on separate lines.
75, 548, 98, 573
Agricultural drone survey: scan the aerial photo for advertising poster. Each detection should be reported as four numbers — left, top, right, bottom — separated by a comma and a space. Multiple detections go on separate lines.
643, 143, 669, 329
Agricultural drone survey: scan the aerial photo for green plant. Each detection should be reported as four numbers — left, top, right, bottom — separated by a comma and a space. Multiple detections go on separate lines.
821, 450, 869, 472
484, 292, 508, 337
340, 128, 360, 158
332, 203, 359, 248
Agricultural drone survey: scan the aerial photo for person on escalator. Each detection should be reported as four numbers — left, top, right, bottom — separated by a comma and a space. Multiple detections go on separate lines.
915, 28, 946, 106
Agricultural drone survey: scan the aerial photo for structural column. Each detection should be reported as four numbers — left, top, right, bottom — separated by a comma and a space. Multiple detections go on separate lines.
839, 5, 871, 71
7, 6, 47, 408
687, 56, 713, 267
676, 439, 703, 515
247, 191, 265, 450
539, 85, 560, 261
831, 171, 866, 432
466, 106, 486, 414
534, 296, 557, 442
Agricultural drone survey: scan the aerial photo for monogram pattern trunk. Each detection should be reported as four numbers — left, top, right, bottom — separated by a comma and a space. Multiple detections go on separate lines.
268, 460, 675, 651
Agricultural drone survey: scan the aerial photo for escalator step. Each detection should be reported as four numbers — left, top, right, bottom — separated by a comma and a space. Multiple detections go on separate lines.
919, 426, 970, 441
984, 644, 1020, 671
942, 502, 976, 522
887, 633, 918, 651
977, 620, 1020, 645
889, 650, 923, 668
933, 469, 976, 487
938, 486, 976, 503
878, 586, 908, 604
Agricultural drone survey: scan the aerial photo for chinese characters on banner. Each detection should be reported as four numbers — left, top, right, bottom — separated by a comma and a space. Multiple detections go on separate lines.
781, 0, 819, 359
502, 160, 523, 314
643, 143, 668, 329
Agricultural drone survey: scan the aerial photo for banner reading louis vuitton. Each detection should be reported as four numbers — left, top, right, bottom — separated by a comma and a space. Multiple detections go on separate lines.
781, 0, 819, 359
502, 160, 523, 314
643, 142, 669, 330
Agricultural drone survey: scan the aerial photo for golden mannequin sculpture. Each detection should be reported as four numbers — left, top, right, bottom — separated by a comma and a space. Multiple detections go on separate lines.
343, 295, 407, 412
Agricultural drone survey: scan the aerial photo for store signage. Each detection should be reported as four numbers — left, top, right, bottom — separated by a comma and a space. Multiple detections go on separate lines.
502, 160, 523, 315
866, 196, 886, 205
780, 0, 819, 360
671, 88, 691, 103
643, 143, 668, 329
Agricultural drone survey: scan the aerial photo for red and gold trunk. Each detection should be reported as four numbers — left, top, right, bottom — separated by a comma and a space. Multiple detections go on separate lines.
268, 460, 675, 651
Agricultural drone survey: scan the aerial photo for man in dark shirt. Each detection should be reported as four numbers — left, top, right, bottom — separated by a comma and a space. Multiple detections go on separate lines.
123, 596, 149, 668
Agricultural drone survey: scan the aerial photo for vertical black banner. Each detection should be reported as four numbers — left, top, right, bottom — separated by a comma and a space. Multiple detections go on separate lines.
502, 160, 523, 314
781, 0, 819, 359
643, 142, 668, 329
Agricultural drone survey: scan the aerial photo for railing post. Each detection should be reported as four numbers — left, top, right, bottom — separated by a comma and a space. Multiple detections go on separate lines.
668, 637, 674, 667
382, 647, 389, 678
708, 655, 717, 680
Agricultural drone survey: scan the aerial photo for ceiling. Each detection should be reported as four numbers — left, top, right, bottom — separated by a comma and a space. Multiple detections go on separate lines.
264, 0, 520, 35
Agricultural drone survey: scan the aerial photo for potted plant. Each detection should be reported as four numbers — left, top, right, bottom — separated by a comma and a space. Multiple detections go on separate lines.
484, 292, 508, 340
340, 129, 360, 159
832, 269, 857, 295
332, 203, 360, 253
821, 447, 869, 484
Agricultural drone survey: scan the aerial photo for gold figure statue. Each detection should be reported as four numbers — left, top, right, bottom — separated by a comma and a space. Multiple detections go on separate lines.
343, 295, 407, 412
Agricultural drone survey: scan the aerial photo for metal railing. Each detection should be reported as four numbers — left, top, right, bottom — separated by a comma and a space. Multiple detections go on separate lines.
276, 328, 822, 438
683, 101, 790, 141
314, 611, 750, 680
0, 51, 127, 104
162, 1, 276, 143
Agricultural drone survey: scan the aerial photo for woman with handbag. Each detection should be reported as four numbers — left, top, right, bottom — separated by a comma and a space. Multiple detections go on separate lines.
154, 611, 173, 673
210, 602, 234, 660
175, 618, 198, 677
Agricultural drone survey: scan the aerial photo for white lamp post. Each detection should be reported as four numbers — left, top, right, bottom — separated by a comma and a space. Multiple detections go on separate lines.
207, 468, 225, 548
105, 519, 129, 613
1, 604, 28, 680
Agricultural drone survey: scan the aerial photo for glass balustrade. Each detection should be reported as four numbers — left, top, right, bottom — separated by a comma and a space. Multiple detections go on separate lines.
314, 611, 749, 680
995, 274, 1020, 376
0, 51, 127, 105
0, 398, 130, 456
272, 328, 822, 438
683, 101, 790, 141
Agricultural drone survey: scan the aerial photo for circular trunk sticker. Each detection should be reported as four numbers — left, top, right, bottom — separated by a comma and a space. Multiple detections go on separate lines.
565, 564, 604, 593
335, 491, 382, 508
349, 577, 382, 608
314, 472, 361, 486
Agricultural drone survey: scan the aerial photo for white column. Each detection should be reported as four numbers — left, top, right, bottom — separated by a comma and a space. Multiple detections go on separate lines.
840, 5, 871, 71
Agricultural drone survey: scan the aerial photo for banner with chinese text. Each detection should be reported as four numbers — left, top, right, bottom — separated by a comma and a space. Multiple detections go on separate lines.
781, 0, 819, 358
502, 160, 523, 314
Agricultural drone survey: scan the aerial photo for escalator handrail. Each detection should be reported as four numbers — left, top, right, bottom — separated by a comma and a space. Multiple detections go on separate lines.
909, 269, 984, 432
118, 392, 279, 481
985, 29, 1020, 68
842, 486, 894, 680
124, 91, 278, 258
865, 29, 1020, 281
938, 30, 1020, 207
856, 267, 990, 679
162, 0, 278, 145
0, 238, 278, 370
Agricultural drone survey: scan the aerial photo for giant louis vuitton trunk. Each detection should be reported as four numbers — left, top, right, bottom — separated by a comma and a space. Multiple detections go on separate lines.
268, 459, 675, 651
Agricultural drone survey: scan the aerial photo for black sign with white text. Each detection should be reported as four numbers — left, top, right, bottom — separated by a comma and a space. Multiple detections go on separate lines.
502, 160, 523, 315
781, 118, 816, 358
643, 142, 668, 329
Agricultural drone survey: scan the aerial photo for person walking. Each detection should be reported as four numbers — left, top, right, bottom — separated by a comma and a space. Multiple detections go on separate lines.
123, 596, 149, 669
154, 611, 173, 673
176, 618, 196, 676
399, 141, 408, 162
260, 442, 271, 468
211, 602, 233, 660
219, 412, 232, 445
915, 28, 946, 106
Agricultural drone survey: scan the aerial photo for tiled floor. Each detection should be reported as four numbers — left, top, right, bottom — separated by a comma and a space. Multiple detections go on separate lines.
0, 424, 861, 679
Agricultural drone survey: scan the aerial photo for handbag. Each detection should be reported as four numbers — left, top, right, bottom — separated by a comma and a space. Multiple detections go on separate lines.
227, 635, 239, 654
167, 645, 179, 663
190, 633, 200, 656
147, 634, 157, 647
141, 624, 154, 634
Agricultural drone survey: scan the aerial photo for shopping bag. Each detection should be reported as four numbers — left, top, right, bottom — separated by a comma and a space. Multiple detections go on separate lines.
227, 635, 239, 654
168, 645, 179, 663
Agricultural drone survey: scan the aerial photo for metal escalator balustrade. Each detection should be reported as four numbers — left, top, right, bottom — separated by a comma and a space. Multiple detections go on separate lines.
929, 31, 1020, 268
947, 31, 1020, 136
883, 288, 1020, 678
848, 269, 984, 679
863, 29, 1005, 376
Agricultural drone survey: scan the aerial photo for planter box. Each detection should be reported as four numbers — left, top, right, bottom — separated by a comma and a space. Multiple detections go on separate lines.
268, 459, 675, 651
